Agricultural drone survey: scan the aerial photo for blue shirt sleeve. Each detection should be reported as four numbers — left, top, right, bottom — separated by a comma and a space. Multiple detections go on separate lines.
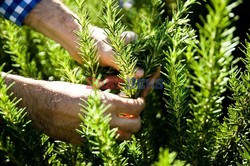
0, 0, 42, 26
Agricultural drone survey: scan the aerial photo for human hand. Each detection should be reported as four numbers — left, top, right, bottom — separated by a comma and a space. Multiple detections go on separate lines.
2, 65, 160, 144
39, 81, 146, 144
2, 72, 147, 144
23, 0, 142, 75
21, 0, 161, 143
84, 26, 138, 70
36, 69, 160, 144
47, 68, 160, 143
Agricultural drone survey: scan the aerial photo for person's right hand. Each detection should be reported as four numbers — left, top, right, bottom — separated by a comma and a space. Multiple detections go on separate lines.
2, 66, 160, 144
44, 68, 159, 144
38, 80, 147, 144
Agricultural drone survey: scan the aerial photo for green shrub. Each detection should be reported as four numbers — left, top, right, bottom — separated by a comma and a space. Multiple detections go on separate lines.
0, 0, 249, 165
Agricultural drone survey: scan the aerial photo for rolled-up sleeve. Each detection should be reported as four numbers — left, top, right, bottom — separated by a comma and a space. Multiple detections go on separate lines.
0, 0, 41, 26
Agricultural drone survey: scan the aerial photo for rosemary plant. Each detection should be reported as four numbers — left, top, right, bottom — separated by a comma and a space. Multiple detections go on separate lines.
128, 0, 166, 78
0, 19, 41, 79
0, 0, 249, 165
78, 89, 127, 166
214, 34, 250, 165
163, 0, 196, 155
34, 33, 81, 82
153, 148, 188, 166
101, 0, 138, 98
0, 66, 58, 165
185, 0, 241, 164
73, 1, 128, 165
74, 0, 100, 80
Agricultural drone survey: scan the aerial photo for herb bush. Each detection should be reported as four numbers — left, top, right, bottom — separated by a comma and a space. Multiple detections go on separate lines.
0, 0, 249, 165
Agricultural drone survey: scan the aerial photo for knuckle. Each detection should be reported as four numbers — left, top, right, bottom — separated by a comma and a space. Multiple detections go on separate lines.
125, 98, 145, 116
121, 31, 137, 44
135, 98, 146, 114
139, 98, 146, 110
124, 31, 136, 37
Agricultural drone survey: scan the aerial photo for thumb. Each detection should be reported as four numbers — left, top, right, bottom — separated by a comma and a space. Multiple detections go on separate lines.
121, 31, 138, 45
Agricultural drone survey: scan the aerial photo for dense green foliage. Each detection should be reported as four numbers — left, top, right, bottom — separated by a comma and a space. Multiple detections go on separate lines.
0, 0, 249, 165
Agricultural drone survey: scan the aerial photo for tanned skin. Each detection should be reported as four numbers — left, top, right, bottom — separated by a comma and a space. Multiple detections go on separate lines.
1, 0, 160, 144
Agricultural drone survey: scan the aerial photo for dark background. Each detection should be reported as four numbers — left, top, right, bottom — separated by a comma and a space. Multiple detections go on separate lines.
189, 0, 250, 117
190, 0, 250, 59
234, 0, 250, 46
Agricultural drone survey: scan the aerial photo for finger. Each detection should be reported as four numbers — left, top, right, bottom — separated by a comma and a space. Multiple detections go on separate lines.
99, 31, 138, 71
105, 55, 119, 71
135, 67, 144, 79
117, 130, 132, 140
96, 40, 120, 70
113, 116, 141, 133
118, 91, 128, 98
121, 31, 138, 45
65, 44, 83, 64
113, 97, 145, 116
140, 67, 161, 98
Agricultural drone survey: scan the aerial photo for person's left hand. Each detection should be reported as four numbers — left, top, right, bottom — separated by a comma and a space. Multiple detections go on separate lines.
24, 0, 142, 76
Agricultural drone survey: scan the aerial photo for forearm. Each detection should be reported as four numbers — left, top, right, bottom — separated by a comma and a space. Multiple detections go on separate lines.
1, 72, 88, 144
1, 72, 50, 111
23, 0, 82, 63
1, 72, 58, 132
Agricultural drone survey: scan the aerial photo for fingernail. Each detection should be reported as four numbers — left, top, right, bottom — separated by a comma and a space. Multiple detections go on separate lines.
118, 113, 136, 118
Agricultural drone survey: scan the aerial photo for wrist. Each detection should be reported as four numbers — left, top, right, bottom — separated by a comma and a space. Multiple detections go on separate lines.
1, 74, 60, 138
